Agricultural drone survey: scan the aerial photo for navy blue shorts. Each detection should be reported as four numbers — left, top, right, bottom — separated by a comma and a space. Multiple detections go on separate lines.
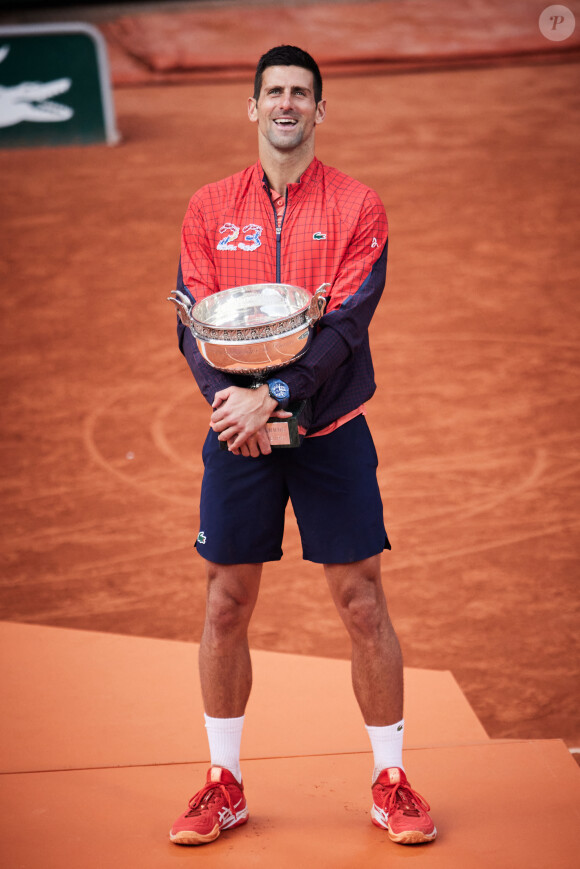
195, 414, 390, 565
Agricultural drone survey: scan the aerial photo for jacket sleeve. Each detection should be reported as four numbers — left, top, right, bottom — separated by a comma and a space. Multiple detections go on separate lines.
282, 189, 388, 400
177, 193, 236, 405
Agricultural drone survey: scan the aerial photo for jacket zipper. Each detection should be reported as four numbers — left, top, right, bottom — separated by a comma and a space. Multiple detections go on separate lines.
267, 186, 288, 283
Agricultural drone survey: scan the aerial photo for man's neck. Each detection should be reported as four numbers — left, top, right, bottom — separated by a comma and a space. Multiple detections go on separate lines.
259, 147, 315, 197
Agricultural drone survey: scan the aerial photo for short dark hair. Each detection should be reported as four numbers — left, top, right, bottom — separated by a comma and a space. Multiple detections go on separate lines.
253, 45, 323, 104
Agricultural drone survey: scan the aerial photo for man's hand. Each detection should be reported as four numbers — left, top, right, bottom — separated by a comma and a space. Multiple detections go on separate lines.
210, 385, 292, 456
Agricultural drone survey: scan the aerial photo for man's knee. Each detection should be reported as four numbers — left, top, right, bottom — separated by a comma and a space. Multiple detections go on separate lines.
342, 589, 386, 638
326, 559, 389, 639
204, 562, 261, 636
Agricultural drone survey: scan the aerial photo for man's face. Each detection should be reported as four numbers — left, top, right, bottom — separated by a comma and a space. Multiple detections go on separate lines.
248, 65, 326, 152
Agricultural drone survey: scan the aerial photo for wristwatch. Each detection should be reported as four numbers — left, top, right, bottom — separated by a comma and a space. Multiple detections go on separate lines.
267, 377, 290, 409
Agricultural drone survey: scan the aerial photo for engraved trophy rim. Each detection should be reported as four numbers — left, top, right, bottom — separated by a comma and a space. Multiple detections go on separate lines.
190, 283, 315, 341
168, 281, 329, 376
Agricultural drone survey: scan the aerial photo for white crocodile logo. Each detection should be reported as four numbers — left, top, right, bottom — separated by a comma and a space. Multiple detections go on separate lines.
0, 44, 73, 128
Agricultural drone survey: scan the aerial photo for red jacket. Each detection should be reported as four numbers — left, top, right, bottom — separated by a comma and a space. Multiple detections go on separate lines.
178, 157, 388, 433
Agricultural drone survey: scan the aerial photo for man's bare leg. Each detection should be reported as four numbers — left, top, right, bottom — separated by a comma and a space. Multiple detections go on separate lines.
170, 561, 262, 843
324, 557, 437, 844
199, 561, 263, 718
324, 554, 403, 725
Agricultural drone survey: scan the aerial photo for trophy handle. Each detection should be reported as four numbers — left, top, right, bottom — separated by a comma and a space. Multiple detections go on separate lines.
167, 290, 194, 326
307, 283, 330, 325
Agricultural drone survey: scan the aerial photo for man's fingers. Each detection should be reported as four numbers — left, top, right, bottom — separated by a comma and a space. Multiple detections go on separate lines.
211, 407, 235, 431
211, 387, 232, 409
217, 425, 239, 443
221, 428, 272, 457
255, 429, 272, 455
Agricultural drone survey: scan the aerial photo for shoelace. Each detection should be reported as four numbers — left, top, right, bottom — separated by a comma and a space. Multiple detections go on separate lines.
377, 781, 431, 818
186, 782, 234, 817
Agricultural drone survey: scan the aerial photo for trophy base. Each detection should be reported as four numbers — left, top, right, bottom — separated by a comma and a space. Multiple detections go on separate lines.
219, 401, 305, 450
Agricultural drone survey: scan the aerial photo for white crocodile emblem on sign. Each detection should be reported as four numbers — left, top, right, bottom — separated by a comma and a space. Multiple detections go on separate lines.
0, 45, 74, 128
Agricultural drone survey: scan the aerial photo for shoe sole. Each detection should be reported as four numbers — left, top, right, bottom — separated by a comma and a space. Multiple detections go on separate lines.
371, 810, 437, 845
169, 814, 248, 846
388, 826, 437, 845
170, 823, 220, 845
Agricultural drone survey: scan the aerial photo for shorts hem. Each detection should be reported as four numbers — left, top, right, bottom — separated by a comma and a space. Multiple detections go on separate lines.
195, 545, 283, 565
301, 536, 391, 565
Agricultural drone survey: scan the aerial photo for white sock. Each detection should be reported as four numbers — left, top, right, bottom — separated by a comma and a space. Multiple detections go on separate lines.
204, 714, 244, 783
365, 718, 405, 783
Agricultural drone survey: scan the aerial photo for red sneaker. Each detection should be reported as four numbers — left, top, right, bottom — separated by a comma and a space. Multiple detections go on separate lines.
170, 766, 248, 845
371, 767, 437, 844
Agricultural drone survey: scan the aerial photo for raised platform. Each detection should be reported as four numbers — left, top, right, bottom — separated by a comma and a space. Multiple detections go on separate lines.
0, 622, 578, 868
0, 621, 488, 773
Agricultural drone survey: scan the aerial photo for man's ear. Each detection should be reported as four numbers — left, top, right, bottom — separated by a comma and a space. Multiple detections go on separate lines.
315, 99, 327, 125
248, 97, 258, 122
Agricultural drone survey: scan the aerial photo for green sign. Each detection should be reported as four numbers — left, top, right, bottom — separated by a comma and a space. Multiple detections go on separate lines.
0, 22, 119, 148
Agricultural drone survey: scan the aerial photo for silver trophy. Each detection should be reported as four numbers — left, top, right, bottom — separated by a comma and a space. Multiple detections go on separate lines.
168, 282, 329, 446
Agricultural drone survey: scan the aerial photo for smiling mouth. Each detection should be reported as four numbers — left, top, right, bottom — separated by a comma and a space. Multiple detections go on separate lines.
274, 118, 298, 128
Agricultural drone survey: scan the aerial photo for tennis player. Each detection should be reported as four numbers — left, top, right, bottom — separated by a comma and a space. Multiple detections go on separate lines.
169, 44, 436, 848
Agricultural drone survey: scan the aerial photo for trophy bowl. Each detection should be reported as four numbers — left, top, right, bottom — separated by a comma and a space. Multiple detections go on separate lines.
169, 282, 329, 376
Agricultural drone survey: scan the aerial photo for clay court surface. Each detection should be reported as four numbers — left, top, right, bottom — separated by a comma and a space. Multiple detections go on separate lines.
1, 0, 579, 752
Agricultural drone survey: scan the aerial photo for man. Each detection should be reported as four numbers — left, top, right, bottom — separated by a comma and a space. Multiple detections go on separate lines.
169, 45, 436, 848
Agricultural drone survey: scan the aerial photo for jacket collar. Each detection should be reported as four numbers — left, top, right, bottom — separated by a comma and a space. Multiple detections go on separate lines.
256, 157, 321, 201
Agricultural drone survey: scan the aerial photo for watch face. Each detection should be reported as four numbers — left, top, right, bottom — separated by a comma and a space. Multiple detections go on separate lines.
269, 379, 289, 399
